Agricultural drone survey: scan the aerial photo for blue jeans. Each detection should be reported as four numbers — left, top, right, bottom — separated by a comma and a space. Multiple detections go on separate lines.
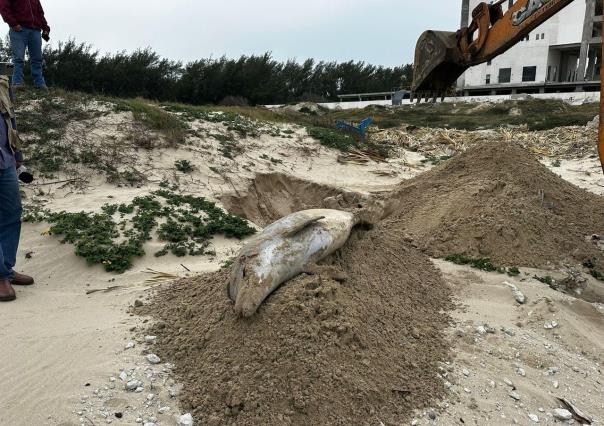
9, 27, 46, 87
0, 166, 22, 280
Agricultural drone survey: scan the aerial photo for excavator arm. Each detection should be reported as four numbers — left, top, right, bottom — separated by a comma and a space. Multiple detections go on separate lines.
411, 0, 604, 174
412, 0, 575, 99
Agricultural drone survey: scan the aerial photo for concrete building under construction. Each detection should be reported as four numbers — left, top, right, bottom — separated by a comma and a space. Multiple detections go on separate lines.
459, 0, 603, 95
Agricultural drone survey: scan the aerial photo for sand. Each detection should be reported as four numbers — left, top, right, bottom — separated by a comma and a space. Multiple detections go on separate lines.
419, 260, 604, 425
0, 220, 147, 426
1, 107, 411, 425
139, 227, 453, 426
385, 141, 604, 269
2, 99, 604, 426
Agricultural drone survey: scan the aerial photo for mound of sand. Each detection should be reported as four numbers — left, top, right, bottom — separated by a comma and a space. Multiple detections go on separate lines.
385, 141, 604, 269
140, 228, 452, 425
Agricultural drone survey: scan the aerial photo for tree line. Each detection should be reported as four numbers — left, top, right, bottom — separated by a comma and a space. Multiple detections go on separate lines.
0, 39, 413, 105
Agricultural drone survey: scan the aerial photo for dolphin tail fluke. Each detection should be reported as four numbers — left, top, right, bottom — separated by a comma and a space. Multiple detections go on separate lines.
227, 258, 245, 302
283, 215, 325, 237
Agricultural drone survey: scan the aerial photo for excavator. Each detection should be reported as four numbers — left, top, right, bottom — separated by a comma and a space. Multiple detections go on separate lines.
411, 0, 604, 173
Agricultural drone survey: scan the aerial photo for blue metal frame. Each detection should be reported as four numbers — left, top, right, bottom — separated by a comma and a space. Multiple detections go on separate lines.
335, 117, 373, 140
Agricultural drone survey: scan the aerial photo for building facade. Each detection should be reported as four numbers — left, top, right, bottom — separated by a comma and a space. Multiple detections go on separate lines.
459, 0, 603, 95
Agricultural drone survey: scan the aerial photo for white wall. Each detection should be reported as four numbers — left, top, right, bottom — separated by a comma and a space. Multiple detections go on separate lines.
555, 1, 586, 44
462, 0, 586, 88
263, 91, 598, 110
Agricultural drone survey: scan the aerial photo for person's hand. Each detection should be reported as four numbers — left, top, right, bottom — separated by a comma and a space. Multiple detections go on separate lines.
42, 31, 50, 42
12, 25, 22, 32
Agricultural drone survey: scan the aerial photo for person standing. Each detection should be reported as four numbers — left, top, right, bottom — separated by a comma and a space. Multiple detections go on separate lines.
0, 0, 50, 89
0, 75, 33, 302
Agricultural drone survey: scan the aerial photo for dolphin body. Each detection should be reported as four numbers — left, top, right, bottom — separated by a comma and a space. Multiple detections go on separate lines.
228, 209, 358, 317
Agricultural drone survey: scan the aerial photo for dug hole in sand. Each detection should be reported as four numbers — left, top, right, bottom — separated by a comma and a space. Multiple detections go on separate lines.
139, 141, 604, 425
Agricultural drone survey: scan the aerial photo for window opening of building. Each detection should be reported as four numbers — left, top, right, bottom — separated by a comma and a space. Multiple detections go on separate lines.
486, 74, 491, 84
522, 66, 537, 82
593, 21, 602, 38
499, 68, 512, 83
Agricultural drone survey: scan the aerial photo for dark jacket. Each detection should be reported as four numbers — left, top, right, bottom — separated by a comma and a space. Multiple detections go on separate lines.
0, 0, 49, 33
0, 76, 22, 165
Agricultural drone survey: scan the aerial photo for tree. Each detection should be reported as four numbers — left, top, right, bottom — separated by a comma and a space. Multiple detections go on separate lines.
26, 38, 414, 105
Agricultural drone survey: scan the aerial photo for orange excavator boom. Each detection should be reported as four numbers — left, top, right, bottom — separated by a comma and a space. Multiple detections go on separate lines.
411, 0, 604, 173
412, 0, 575, 98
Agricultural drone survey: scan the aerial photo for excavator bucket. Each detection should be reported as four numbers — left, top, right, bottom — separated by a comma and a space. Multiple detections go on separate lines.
411, 30, 468, 102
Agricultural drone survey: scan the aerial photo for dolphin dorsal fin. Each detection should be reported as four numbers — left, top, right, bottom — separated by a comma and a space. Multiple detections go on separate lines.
284, 215, 325, 237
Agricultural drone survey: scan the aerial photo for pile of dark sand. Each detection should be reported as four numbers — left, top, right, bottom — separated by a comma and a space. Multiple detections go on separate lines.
384, 141, 604, 268
140, 228, 453, 426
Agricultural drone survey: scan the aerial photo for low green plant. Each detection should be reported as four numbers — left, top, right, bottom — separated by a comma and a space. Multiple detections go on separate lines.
17, 93, 102, 173
211, 133, 241, 159
421, 155, 453, 166
23, 189, 255, 273
164, 104, 294, 140
116, 98, 188, 144
589, 269, 604, 281
107, 169, 146, 186
159, 179, 180, 190
445, 254, 519, 276
299, 106, 318, 116
306, 125, 391, 158
154, 247, 169, 257
534, 275, 555, 287
175, 159, 195, 173
583, 259, 604, 282
307, 126, 357, 152
220, 258, 234, 269
259, 154, 283, 164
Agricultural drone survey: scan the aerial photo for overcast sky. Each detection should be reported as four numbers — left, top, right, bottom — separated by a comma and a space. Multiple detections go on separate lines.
24, 0, 460, 67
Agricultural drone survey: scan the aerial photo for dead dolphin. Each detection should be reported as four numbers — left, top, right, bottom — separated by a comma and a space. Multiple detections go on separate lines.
228, 209, 359, 317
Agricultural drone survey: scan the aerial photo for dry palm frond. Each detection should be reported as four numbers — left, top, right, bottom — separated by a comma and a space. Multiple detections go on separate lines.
85, 285, 124, 295
371, 169, 399, 177
370, 122, 597, 161
337, 148, 387, 165
144, 268, 180, 283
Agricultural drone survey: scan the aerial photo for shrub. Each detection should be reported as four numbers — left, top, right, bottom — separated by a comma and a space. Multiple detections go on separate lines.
219, 96, 250, 107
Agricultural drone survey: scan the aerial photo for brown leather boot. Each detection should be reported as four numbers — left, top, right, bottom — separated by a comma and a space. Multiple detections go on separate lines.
11, 272, 34, 286
0, 279, 16, 302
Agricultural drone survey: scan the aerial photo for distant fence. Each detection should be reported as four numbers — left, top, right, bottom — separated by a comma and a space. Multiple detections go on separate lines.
266, 91, 600, 110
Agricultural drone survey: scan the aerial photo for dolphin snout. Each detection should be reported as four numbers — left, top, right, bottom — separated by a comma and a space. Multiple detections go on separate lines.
227, 258, 246, 302
234, 276, 266, 318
